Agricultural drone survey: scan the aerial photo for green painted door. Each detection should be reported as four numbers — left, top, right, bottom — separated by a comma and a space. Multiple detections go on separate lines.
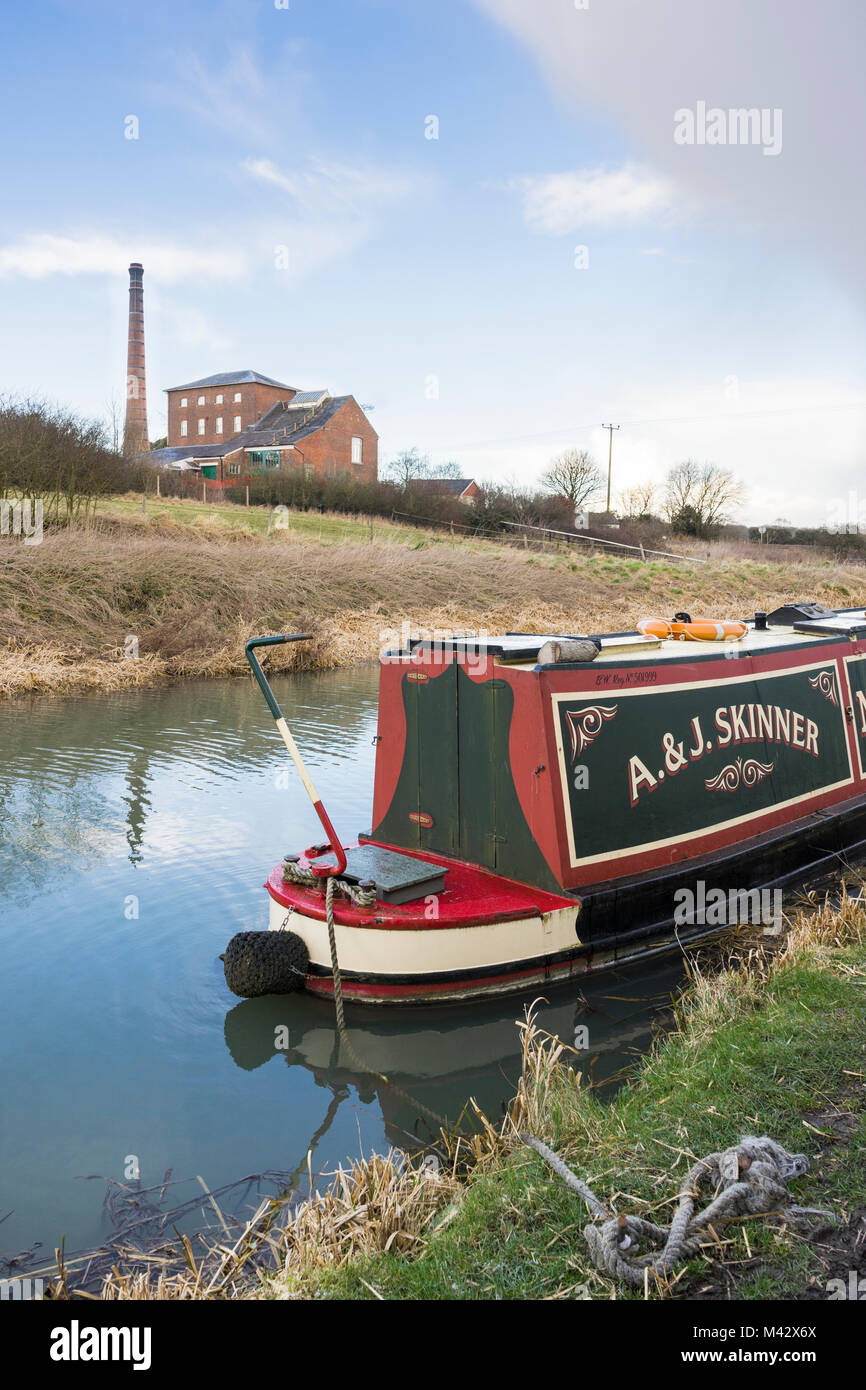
404, 667, 460, 856
458, 674, 502, 871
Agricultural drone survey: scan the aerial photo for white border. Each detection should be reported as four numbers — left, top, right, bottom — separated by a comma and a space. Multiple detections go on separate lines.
843, 652, 866, 779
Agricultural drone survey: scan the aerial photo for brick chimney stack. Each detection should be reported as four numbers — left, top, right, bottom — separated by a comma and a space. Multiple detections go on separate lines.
122, 262, 149, 457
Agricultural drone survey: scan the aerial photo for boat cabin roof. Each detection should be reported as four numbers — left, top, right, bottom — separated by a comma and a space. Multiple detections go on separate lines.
394, 604, 866, 670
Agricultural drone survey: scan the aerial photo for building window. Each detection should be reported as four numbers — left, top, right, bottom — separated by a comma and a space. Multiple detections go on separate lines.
351, 436, 363, 463
303, 462, 314, 480
246, 449, 281, 470
198, 395, 205, 405
233, 392, 242, 403
198, 419, 206, 435
180, 397, 188, 407
233, 415, 242, 432
228, 462, 241, 475
215, 393, 223, 404
180, 420, 188, 437
215, 417, 223, 434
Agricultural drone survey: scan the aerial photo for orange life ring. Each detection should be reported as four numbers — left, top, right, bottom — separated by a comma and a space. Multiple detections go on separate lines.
638, 617, 748, 643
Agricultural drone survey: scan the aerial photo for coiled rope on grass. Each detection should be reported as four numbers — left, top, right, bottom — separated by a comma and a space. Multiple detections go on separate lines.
521, 1133, 832, 1288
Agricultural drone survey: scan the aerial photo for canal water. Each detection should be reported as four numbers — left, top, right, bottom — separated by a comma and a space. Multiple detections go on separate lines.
0, 667, 685, 1263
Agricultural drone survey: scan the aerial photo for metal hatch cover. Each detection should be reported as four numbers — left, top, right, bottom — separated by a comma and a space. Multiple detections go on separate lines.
311, 844, 447, 904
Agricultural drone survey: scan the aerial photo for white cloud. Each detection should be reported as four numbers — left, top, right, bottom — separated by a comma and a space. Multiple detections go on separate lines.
156, 301, 233, 353
153, 47, 288, 146
472, 0, 866, 306
243, 155, 420, 215
511, 164, 676, 233
0, 233, 248, 283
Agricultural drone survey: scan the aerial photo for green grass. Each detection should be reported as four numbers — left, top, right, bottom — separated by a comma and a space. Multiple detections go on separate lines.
280, 929, 866, 1301
93, 494, 498, 551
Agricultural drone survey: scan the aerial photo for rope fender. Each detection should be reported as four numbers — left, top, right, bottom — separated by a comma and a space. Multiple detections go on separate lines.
520, 1133, 832, 1288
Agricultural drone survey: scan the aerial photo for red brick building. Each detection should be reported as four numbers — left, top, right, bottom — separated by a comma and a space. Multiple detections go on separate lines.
153, 372, 378, 484
413, 478, 482, 503
166, 371, 297, 448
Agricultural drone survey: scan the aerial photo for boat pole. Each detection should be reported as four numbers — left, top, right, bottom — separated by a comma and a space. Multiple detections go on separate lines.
245, 635, 347, 878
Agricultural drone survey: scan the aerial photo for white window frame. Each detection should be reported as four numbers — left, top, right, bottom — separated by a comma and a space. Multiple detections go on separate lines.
180, 419, 188, 437
233, 392, 242, 403
197, 395, 206, 405
197, 419, 206, 435
215, 393, 223, 404
180, 397, 188, 407
233, 415, 242, 432
351, 435, 363, 464
215, 417, 223, 434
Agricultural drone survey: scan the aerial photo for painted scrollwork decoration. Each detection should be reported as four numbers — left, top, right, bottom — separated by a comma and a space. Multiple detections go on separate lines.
705, 756, 774, 792
564, 704, 618, 760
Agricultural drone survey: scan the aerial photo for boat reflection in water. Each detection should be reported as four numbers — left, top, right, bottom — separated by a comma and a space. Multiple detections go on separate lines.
223, 955, 687, 1153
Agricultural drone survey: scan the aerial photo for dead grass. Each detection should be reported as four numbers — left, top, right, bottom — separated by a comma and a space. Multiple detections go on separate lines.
2, 518, 865, 698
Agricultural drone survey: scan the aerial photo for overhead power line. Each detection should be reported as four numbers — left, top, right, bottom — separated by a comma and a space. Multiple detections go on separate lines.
425, 398, 866, 455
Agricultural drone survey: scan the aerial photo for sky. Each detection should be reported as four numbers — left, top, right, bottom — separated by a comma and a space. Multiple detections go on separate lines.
0, 0, 864, 526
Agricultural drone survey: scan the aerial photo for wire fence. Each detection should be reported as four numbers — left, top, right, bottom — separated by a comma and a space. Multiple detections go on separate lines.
389, 509, 705, 563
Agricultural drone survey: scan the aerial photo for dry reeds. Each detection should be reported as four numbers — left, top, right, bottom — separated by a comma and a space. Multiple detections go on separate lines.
2, 521, 865, 698
38, 1003, 568, 1301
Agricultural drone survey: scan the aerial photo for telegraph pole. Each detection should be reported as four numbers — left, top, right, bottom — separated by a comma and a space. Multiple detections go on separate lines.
602, 423, 620, 514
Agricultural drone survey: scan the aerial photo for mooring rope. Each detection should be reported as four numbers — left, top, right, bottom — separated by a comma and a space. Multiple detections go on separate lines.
282, 858, 378, 911
520, 1133, 832, 1288
281, 859, 446, 1134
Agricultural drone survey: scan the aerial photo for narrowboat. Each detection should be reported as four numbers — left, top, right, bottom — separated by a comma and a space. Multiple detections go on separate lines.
223, 602, 866, 1004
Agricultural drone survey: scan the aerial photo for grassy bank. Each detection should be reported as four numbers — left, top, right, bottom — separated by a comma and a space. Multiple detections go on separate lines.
256, 899, 865, 1302
49, 897, 863, 1301
1, 497, 864, 698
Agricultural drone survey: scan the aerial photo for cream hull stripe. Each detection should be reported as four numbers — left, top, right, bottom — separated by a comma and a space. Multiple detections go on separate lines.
269, 899, 580, 976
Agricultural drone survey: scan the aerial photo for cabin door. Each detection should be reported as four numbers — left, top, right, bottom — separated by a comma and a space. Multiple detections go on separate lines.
457, 673, 509, 872
404, 663, 461, 856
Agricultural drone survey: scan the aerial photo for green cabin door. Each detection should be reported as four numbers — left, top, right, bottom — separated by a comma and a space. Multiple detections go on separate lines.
373, 664, 561, 892
403, 666, 460, 857
457, 673, 509, 872
408, 669, 520, 873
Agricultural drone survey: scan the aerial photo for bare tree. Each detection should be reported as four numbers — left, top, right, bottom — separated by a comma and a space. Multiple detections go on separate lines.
663, 460, 744, 538
618, 481, 658, 519
0, 395, 146, 526
105, 390, 123, 454
539, 449, 603, 512
430, 459, 462, 480
385, 447, 431, 487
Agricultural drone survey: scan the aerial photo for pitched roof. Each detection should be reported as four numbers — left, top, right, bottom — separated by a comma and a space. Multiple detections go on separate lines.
166, 370, 296, 393
413, 478, 478, 495
151, 394, 374, 466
